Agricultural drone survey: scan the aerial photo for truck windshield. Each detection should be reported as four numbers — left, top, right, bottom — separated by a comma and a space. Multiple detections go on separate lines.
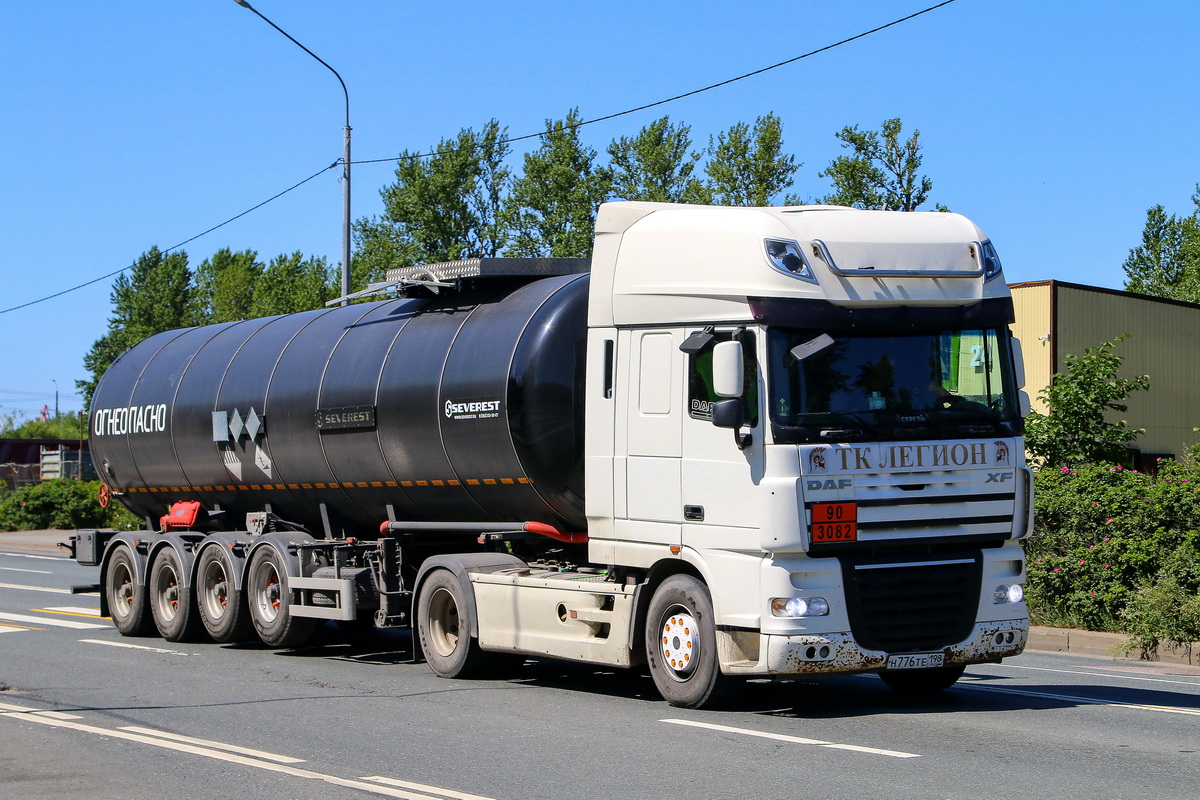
766, 327, 1022, 443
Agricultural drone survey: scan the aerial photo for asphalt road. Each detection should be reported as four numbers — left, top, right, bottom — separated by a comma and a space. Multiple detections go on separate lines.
1, 545, 1197, 800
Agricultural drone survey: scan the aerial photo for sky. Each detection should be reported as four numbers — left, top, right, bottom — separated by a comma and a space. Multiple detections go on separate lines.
2, 0, 1198, 420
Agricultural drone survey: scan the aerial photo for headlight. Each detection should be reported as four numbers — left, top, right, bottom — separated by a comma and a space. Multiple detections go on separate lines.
771, 597, 830, 617
993, 584, 1024, 604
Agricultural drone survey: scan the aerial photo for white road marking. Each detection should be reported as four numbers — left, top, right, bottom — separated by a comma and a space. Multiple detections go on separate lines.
0, 701, 502, 800
0, 566, 51, 574
0, 611, 107, 629
0, 702, 82, 720
79, 638, 193, 656
661, 718, 921, 758
37, 607, 105, 619
990, 662, 1200, 688
119, 726, 306, 763
0, 552, 68, 561
0, 582, 74, 594
0, 624, 34, 633
961, 683, 1200, 716
361, 776, 505, 800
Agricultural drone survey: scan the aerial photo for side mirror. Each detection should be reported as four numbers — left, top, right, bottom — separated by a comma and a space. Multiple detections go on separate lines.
1018, 390, 1031, 418
712, 340, 744, 398
712, 399, 751, 451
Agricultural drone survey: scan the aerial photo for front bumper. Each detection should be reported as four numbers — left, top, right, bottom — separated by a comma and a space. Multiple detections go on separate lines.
718, 617, 1027, 676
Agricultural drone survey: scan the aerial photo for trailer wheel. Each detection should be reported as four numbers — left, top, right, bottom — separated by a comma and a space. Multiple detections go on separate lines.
148, 547, 204, 642
880, 664, 965, 695
417, 570, 492, 679
104, 545, 153, 637
645, 574, 731, 709
247, 545, 316, 649
196, 545, 254, 643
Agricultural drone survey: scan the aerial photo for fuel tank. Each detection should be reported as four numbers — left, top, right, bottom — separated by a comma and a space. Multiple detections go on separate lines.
90, 273, 588, 532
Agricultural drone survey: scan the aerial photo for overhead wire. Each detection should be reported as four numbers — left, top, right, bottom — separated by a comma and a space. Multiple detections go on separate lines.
0, 0, 958, 316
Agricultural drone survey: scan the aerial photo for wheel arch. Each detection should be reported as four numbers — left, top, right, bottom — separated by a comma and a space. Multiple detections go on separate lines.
412, 553, 526, 639
190, 533, 254, 592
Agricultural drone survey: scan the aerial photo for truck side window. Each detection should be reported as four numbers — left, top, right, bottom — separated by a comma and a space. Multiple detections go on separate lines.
687, 331, 758, 425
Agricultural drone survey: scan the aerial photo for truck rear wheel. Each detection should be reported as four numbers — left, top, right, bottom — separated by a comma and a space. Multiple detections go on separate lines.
149, 547, 204, 642
417, 570, 493, 679
645, 574, 732, 709
246, 544, 316, 648
104, 545, 153, 637
880, 664, 965, 695
196, 545, 254, 643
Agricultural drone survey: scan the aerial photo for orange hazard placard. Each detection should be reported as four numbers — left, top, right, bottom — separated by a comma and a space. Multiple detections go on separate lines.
811, 502, 857, 543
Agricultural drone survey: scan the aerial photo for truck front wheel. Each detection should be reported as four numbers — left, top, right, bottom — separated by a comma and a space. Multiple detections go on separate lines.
645, 574, 732, 709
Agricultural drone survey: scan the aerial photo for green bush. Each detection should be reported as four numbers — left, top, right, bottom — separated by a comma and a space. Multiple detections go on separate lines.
1025, 459, 1200, 642
0, 480, 140, 531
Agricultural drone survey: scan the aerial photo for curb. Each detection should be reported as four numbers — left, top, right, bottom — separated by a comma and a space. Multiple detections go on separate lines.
1027, 624, 1196, 667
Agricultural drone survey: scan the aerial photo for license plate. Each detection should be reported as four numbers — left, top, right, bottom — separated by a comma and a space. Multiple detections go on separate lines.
811, 502, 857, 543
886, 652, 945, 670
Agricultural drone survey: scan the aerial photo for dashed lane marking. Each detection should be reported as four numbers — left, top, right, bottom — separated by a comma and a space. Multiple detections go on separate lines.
0, 701, 504, 800
0, 582, 78, 595
361, 775, 509, 800
119, 726, 306, 764
0, 566, 51, 574
959, 683, 1200, 716
0, 552, 69, 561
79, 638, 193, 656
989, 662, 1200, 688
661, 718, 921, 758
0, 611, 108, 629
37, 607, 105, 619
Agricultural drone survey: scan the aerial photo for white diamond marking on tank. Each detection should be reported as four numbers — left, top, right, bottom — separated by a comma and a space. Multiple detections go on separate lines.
245, 408, 263, 440
228, 409, 245, 440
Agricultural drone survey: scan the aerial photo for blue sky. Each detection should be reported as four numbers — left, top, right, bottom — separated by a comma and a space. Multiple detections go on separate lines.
2, 0, 1198, 419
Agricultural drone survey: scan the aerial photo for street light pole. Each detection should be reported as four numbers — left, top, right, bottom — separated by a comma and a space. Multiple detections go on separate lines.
233, 0, 352, 305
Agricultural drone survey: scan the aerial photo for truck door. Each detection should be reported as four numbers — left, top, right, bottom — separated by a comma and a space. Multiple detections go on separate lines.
680, 329, 762, 532
619, 328, 683, 547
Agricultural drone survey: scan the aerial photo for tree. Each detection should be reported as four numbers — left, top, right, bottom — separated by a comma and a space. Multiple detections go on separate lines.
359, 120, 512, 278
249, 252, 336, 317
607, 116, 708, 204
79, 247, 194, 404
1122, 191, 1200, 302
191, 248, 262, 324
704, 113, 801, 206
505, 109, 611, 257
1024, 335, 1150, 467
819, 118, 938, 211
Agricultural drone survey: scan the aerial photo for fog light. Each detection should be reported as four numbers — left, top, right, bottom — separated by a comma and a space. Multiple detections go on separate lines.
771, 597, 830, 617
993, 584, 1024, 604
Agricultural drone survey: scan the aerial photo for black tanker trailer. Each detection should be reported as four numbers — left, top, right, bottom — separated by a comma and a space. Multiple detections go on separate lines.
75, 259, 594, 649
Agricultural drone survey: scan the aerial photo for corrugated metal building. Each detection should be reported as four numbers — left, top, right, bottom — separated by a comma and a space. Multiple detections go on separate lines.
1009, 280, 1200, 464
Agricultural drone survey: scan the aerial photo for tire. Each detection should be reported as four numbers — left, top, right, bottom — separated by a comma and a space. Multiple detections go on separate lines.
880, 664, 965, 695
417, 570, 493, 679
645, 574, 732, 709
196, 545, 254, 643
148, 547, 205, 642
246, 544, 316, 649
104, 545, 153, 637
